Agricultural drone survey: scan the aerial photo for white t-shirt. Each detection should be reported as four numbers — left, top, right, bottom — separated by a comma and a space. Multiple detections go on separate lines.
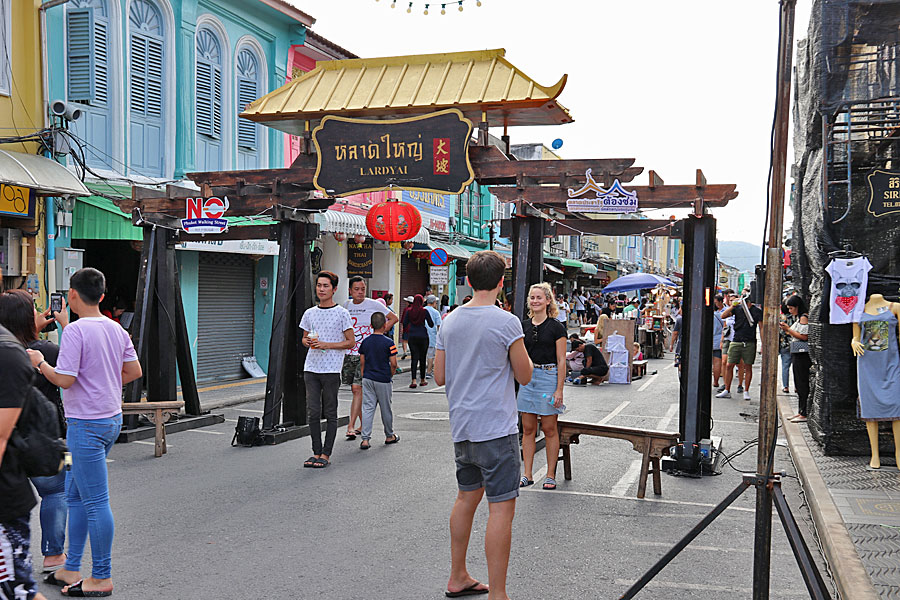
299, 304, 353, 373
825, 257, 872, 324
574, 295, 586, 311
343, 298, 392, 355
557, 303, 569, 322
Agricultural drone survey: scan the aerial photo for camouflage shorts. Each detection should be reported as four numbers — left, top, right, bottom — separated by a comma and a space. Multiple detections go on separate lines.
342, 354, 362, 386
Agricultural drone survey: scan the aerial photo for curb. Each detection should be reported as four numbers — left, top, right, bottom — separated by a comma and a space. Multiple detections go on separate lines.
777, 394, 878, 600
201, 392, 266, 412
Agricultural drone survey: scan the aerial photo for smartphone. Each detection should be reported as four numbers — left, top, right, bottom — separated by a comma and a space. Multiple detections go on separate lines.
50, 292, 64, 314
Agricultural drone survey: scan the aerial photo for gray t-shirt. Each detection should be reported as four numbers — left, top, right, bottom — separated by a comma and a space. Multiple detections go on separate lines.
436, 305, 524, 443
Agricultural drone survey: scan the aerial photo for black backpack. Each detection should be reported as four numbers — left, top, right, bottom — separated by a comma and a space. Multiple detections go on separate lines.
231, 416, 263, 447
10, 386, 69, 477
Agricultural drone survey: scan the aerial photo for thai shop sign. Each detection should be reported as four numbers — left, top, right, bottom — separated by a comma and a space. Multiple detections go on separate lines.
347, 240, 374, 278
866, 170, 900, 217
566, 169, 638, 214
400, 190, 452, 233
313, 109, 474, 197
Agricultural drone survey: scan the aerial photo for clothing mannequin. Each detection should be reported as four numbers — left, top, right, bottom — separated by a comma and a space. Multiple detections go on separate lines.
851, 294, 900, 470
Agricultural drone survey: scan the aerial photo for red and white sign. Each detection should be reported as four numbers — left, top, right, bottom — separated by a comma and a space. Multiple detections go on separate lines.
181, 197, 230, 234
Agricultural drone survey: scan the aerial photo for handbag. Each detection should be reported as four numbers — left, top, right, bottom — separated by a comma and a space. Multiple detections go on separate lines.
790, 339, 809, 353
10, 386, 68, 477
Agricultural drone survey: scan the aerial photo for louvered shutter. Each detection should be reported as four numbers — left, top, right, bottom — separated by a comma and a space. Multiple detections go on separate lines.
67, 9, 94, 103
237, 76, 257, 149
129, 34, 147, 114
146, 37, 163, 118
196, 61, 212, 136
93, 17, 108, 106
212, 67, 222, 137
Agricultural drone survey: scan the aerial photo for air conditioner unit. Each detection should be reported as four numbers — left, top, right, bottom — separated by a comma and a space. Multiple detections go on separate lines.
0, 228, 22, 277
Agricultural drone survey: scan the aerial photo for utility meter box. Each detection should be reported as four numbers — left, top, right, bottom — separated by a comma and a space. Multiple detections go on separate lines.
55, 247, 84, 290
0, 228, 23, 277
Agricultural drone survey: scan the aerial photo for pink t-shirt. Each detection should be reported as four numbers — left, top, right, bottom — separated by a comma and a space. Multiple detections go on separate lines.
55, 317, 138, 420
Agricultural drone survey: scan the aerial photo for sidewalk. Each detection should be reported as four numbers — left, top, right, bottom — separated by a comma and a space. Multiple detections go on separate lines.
779, 392, 899, 599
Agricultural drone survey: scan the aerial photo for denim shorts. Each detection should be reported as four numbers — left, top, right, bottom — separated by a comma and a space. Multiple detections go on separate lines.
453, 433, 520, 503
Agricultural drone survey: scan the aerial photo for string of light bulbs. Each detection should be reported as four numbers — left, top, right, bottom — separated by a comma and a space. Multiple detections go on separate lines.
375, 0, 483, 14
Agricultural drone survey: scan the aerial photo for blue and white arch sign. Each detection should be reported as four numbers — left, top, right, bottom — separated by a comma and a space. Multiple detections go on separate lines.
566, 169, 638, 214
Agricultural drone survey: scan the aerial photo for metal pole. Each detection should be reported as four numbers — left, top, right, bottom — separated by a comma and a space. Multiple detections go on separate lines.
753, 1, 796, 598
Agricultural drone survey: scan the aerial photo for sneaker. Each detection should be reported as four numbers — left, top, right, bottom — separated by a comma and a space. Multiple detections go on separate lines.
715, 390, 732, 399
737, 385, 744, 394
743, 391, 751, 400
715, 384, 726, 393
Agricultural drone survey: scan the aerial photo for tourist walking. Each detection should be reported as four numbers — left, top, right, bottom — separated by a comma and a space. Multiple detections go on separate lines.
712, 294, 725, 388
574, 291, 587, 325
0, 290, 68, 573
402, 295, 434, 388
778, 300, 795, 393
782, 295, 811, 422
435, 250, 532, 599
343, 277, 397, 440
716, 294, 763, 400
425, 295, 442, 378
26, 268, 143, 597
517, 283, 567, 492
300, 271, 355, 468
358, 312, 400, 449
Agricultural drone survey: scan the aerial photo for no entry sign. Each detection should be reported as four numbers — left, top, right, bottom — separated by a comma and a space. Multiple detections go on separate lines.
430, 248, 449, 266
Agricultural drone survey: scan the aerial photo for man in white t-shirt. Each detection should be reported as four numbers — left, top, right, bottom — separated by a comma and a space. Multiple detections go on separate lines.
342, 276, 398, 440
574, 291, 587, 324
300, 271, 355, 468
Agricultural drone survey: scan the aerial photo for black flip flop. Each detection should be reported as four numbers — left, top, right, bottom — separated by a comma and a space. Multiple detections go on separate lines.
345, 432, 357, 440
385, 434, 400, 444
311, 457, 329, 468
44, 572, 70, 587
62, 580, 112, 597
360, 441, 371, 450
445, 581, 489, 597
303, 456, 318, 468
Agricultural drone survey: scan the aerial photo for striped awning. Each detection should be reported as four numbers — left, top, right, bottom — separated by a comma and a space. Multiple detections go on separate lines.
314, 210, 430, 243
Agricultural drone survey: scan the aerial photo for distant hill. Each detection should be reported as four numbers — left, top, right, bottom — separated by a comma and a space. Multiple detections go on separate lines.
718, 241, 762, 272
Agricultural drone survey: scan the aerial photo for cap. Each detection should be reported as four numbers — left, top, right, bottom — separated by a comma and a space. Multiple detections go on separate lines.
426, 295, 438, 304
404, 296, 414, 303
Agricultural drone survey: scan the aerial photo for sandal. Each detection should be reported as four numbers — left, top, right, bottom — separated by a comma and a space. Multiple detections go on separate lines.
345, 432, 357, 440
419, 380, 428, 387
45, 572, 72, 587
360, 440, 370, 450
303, 456, 318, 468
520, 476, 534, 487
445, 581, 489, 597
409, 382, 417, 389
543, 477, 557, 490
311, 457, 329, 468
62, 581, 112, 597
385, 434, 400, 444
783, 387, 789, 393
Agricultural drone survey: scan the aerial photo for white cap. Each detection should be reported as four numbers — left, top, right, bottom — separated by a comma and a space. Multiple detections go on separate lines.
404, 296, 414, 302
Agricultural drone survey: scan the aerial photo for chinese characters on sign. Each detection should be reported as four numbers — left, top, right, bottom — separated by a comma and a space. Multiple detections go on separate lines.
866, 170, 900, 218
566, 169, 638, 214
312, 109, 475, 196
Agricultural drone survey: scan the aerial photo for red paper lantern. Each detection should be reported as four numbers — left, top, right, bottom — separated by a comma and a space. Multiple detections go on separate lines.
366, 200, 422, 242
333, 232, 347, 242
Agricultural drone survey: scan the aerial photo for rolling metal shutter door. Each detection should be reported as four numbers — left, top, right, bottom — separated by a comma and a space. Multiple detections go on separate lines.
197, 253, 254, 382
400, 255, 429, 317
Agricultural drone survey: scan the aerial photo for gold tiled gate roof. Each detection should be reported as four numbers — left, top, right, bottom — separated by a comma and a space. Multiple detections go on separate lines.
241, 48, 572, 134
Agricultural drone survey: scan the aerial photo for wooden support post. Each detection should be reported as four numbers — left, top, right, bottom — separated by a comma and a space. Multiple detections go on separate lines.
509, 216, 544, 319
124, 227, 157, 427
263, 221, 296, 431
146, 228, 177, 402
172, 260, 201, 415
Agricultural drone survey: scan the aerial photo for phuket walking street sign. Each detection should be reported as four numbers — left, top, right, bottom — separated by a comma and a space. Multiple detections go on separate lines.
181, 196, 230, 234
866, 170, 900, 218
566, 169, 638, 214
312, 109, 475, 196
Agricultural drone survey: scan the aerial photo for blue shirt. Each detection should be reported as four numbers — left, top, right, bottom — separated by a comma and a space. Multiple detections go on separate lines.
359, 333, 397, 383
425, 306, 442, 347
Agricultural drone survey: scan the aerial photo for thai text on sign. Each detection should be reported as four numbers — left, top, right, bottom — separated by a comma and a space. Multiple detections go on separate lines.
566, 170, 638, 214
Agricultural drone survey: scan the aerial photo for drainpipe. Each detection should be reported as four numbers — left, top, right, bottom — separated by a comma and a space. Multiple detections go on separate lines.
39, 1, 57, 294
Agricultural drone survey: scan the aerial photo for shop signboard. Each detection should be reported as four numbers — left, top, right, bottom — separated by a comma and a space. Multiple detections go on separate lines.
401, 190, 452, 233
175, 239, 280, 255
347, 240, 374, 278
0, 184, 35, 218
566, 169, 638, 214
430, 265, 450, 285
313, 109, 474, 196
866, 170, 900, 217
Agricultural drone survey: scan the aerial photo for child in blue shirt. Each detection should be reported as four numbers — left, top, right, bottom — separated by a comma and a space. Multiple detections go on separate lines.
358, 312, 399, 449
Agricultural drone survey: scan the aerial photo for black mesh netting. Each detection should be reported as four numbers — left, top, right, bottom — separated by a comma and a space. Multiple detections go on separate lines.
793, 0, 900, 455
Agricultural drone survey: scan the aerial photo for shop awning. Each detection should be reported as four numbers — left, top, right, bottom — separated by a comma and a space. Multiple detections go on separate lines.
314, 210, 430, 243
558, 257, 598, 274
0, 150, 90, 196
428, 241, 471, 260
544, 263, 564, 274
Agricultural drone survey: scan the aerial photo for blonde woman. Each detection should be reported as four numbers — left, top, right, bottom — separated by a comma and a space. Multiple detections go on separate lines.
517, 283, 567, 490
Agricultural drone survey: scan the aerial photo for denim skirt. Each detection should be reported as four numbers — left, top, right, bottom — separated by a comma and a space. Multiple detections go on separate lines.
517, 365, 563, 416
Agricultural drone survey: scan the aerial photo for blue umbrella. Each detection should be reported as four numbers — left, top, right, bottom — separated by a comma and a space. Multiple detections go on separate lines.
602, 273, 676, 294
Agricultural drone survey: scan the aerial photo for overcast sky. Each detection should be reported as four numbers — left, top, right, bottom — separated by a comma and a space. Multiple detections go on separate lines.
292, 0, 813, 245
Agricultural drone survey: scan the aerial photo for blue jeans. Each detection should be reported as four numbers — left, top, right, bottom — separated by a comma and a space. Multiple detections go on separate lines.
31, 470, 67, 556
65, 415, 122, 579
780, 347, 792, 389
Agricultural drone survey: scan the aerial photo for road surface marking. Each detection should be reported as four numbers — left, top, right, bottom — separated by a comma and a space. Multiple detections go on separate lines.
186, 429, 225, 435
616, 414, 751, 426
597, 401, 630, 425
519, 487, 754, 513
236, 409, 263, 414
533, 465, 547, 483
631, 540, 792, 555
611, 459, 644, 496
637, 373, 659, 392
665, 362, 676, 370
134, 440, 172, 448
658, 403, 678, 430
223, 418, 238, 423
614, 579, 752, 593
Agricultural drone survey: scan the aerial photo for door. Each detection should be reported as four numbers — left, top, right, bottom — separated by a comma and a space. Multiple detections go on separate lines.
197, 253, 254, 382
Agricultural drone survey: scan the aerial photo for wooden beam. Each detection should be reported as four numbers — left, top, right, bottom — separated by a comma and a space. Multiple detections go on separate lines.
489, 184, 738, 209
470, 145, 641, 185
649, 170, 664, 188
122, 195, 333, 216
553, 218, 684, 238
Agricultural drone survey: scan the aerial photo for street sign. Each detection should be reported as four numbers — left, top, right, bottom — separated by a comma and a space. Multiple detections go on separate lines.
430, 265, 449, 285
430, 248, 449, 266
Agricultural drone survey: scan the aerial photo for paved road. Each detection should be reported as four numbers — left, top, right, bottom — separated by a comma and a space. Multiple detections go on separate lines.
33, 356, 832, 599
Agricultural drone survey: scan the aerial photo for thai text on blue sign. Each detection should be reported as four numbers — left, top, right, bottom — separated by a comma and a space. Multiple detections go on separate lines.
566, 170, 638, 214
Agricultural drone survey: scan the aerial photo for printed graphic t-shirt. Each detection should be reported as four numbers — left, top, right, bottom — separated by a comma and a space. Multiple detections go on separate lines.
343, 298, 392, 355
825, 257, 873, 325
299, 304, 353, 373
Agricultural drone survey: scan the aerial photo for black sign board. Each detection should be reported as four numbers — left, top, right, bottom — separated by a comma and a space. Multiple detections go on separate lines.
347, 240, 374, 278
866, 170, 900, 218
312, 109, 474, 196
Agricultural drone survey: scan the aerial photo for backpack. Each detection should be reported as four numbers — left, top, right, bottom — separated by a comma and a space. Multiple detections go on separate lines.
10, 386, 69, 477
231, 416, 263, 447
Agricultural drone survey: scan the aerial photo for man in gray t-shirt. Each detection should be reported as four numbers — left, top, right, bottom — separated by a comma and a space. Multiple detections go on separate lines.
435, 250, 531, 599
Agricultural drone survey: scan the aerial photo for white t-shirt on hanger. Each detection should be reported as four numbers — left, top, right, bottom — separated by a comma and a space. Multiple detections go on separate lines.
825, 256, 872, 325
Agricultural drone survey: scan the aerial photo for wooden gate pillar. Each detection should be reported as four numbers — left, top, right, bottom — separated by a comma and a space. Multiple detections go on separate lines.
263, 219, 320, 432
509, 216, 545, 319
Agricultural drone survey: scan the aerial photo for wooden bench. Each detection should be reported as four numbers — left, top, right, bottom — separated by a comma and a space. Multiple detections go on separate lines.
121, 401, 185, 457
632, 359, 649, 379
557, 420, 679, 499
